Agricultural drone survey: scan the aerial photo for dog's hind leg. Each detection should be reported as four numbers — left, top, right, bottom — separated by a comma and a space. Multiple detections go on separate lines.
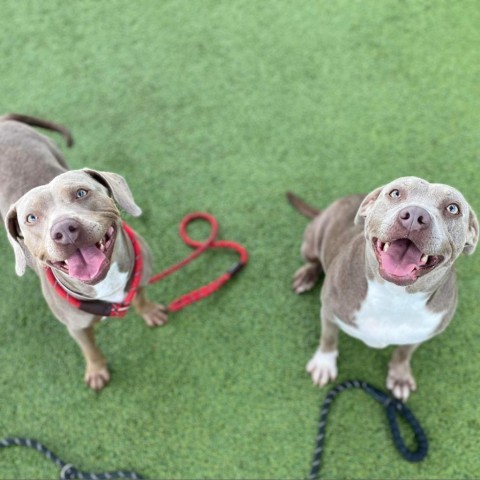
133, 287, 168, 327
292, 219, 323, 293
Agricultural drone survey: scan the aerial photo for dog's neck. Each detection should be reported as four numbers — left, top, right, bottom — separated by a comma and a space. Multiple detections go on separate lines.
51, 226, 134, 303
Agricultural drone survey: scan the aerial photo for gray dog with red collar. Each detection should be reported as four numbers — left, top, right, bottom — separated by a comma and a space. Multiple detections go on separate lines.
288, 177, 478, 400
0, 114, 167, 391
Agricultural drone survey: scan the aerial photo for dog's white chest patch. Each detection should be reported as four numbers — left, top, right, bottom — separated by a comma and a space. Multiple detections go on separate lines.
334, 280, 445, 349
92, 263, 130, 303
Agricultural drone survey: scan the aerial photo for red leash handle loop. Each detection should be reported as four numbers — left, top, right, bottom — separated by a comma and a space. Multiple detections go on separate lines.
179, 212, 219, 249
148, 212, 248, 312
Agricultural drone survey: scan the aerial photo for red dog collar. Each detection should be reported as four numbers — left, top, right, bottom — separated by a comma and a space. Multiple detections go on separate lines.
45, 222, 143, 318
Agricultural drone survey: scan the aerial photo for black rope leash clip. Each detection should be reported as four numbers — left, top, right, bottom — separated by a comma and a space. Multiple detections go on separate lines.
308, 380, 429, 480
0, 437, 144, 480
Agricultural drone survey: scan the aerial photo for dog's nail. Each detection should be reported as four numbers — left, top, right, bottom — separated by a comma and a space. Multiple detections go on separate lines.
393, 385, 402, 399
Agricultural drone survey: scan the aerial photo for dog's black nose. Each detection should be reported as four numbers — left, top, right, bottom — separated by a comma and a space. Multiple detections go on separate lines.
398, 206, 432, 232
51, 219, 81, 245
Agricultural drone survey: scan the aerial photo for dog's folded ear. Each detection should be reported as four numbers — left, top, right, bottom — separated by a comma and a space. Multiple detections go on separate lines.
464, 208, 479, 255
354, 186, 383, 225
5, 204, 27, 276
82, 169, 142, 217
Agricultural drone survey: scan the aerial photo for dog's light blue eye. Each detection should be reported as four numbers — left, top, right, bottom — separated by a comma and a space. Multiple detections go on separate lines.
389, 189, 400, 198
26, 214, 37, 224
446, 203, 459, 215
76, 189, 88, 199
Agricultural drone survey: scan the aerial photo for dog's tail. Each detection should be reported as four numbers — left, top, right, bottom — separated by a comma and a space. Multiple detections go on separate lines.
286, 191, 321, 218
0, 113, 74, 147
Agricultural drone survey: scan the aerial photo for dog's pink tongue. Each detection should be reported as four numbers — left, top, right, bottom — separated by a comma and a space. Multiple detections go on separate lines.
382, 239, 422, 277
67, 245, 106, 281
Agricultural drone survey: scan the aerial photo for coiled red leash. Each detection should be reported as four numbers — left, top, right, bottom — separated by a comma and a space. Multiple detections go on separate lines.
45, 212, 248, 317
149, 212, 248, 312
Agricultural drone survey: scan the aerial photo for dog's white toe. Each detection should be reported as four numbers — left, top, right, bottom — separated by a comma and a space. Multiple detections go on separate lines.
306, 349, 338, 387
387, 366, 417, 402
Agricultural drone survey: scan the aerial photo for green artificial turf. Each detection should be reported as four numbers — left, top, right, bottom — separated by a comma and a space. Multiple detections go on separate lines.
1, 1, 480, 478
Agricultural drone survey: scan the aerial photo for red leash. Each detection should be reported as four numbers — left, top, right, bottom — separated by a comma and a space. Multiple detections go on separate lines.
149, 212, 248, 312
46, 212, 248, 317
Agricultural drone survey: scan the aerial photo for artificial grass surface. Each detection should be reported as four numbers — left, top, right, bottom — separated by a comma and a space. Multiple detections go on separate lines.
1, 0, 479, 478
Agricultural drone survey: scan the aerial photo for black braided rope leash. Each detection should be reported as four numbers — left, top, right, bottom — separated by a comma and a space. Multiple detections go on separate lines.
308, 380, 429, 480
0, 437, 144, 480
0, 381, 428, 479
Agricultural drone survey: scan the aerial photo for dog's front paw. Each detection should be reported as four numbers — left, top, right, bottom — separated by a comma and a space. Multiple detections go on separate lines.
292, 263, 321, 294
306, 349, 338, 387
141, 302, 168, 327
85, 364, 110, 391
387, 363, 417, 402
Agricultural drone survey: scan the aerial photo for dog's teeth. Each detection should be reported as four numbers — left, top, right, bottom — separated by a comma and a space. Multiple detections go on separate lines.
383, 242, 390, 252
420, 254, 428, 264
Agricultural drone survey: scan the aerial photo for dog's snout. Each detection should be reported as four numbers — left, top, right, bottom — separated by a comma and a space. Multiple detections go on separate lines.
398, 206, 431, 232
51, 219, 81, 245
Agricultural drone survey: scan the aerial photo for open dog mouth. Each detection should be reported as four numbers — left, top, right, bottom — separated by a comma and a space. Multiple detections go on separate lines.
373, 237, 443, 285
48, 225, 116, 283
